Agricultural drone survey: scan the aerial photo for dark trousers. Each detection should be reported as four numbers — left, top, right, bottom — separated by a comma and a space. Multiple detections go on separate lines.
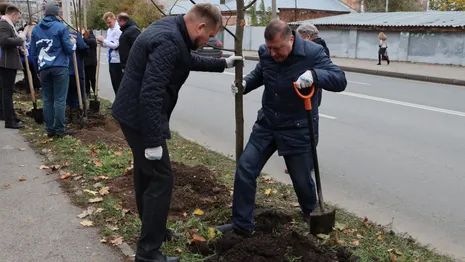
232, 124, 318, 233
109, 63, 122, 95
84, 65, 97, 97
378, 47, 389, 64
67, 75, 86, 109
0, 68, 17, 123
22, 61, 41, 91
120, 124, 173, 261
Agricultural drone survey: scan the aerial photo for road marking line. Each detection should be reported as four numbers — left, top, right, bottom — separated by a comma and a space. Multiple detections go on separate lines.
348, 80, 370, 86
342, 92, 465, 117
223, 72, 337, 120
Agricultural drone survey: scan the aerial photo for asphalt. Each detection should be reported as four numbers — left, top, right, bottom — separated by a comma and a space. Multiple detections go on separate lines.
98, 53, 465, 260
0, 127, 123, 261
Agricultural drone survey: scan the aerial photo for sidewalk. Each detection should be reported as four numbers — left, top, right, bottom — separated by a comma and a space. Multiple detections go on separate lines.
0, 127, 123, 262
227, 50, 465, 86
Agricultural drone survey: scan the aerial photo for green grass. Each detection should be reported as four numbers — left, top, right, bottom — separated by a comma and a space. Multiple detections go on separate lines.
14, 95, 456, 262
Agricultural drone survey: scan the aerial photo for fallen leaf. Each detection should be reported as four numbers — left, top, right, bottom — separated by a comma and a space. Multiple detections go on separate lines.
39, 165, 50, 169
174, 247, 183, 253
111, 236, 123, 246
89, 197, 104, 203
84, 189, 98, 196
60, 173, 72, 180
4, 184, 11, 189
95, 208, 104, 213
291, 202, 300, 207
352, 240, 360, 247
93, 176, 109, 181
395, 250, 403, 256
99, 186, 110, 196
193, 209, 204, 216
127, 151, 132, 156
107, 225, 119, 231
114, 151, 123, 156
389, 253, 396, 262
208, 227, 216, 239
334, 222, 346, 231
122, 209, 130, 214
62, 162, 69, 167
51, 165, 61, 171
265, 189, 271, 195
360, 229, 366, 234
192, 234, 207, 242
377, 235, 383, 241
183, 212, 188, 217
77, 211, 90, 219
18, 176, 26, 182
272, 189, 277, 194
17, 148, 26, 151
95, 161, 103, 167
100, 238, 107, 243
40, 138, 53, 144
356, 234, 363, 239
316, 234, 330, 240
80, 220, 94, 227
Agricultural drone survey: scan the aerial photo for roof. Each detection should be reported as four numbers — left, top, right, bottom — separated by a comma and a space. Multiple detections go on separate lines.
290, 11, 465, 28
168, 0, 353, 15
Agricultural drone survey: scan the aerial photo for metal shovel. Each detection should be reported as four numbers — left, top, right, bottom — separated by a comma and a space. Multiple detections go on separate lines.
23, 42, 43, 124
89, 44, 101, 113
72, 51, 85, 128
293, 82, 335, 235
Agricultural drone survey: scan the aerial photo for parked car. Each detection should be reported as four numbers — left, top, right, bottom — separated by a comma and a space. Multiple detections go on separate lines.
194, 37, 223, 57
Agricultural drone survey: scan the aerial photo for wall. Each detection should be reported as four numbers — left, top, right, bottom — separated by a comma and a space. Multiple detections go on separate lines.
278, 9, 349, 23
226, 26, 465, 66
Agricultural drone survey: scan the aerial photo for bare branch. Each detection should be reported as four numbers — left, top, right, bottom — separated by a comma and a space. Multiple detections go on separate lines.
189, 0, 196, 5
206, 44, 235, 52
150, 0, 167, 16
244, 0, 258, 11
219, 2, 238, 41
169, 0, 180, 15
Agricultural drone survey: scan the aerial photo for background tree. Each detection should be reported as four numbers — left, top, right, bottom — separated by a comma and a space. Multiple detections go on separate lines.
365, 0, 423, 11
429, 0, 465, 11
249, 2, 258, 25
248, 0, 271, 26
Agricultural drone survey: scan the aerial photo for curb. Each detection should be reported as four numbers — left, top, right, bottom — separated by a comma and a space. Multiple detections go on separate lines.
225, 54, 465, 86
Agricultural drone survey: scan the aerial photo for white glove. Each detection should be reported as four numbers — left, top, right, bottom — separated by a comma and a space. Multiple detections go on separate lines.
18, 32, 26, 41
145, 146, 163, 160
231, 80, 246, 95
225, 56, 244, 68
295, 70, 314, 89
22, 48, 29, 57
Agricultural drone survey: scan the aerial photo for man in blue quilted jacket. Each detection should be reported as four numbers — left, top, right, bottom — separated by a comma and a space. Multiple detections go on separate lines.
111, 3, 243, 262
218, 20, 347, 236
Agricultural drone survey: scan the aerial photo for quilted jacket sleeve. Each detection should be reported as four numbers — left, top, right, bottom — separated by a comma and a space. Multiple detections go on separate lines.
140, 36, 180, 148
311, 46, 347, 92
190, 53, 226, 72
0, 22, 23, 47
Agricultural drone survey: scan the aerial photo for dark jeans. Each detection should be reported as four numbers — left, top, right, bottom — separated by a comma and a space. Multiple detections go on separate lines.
120, 124, 173, 261
232, 125, 318, 233
40, 67, 69, 134
22, 61, 41, 91
67, 75, 86, 109
109, 63, 122, 95
84, 65, 96, 97
0, 68, 17, 122
378, 47, 389, 64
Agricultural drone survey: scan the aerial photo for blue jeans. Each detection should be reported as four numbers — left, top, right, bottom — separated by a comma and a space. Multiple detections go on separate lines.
40, 67, 69, 134
232, 124, 318, 233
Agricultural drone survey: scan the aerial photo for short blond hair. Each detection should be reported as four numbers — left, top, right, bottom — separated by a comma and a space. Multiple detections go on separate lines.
103, 12, 115, 21
186, 3, 223, 29
378, 32, 387, 40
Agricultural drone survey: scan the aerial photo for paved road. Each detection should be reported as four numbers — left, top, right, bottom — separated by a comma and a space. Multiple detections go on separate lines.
98, 54, 465, 260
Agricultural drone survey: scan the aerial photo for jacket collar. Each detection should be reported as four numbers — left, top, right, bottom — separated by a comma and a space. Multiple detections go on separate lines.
175, 14, 194, 50
121, 19, 137, 32
291, 30, 306, 57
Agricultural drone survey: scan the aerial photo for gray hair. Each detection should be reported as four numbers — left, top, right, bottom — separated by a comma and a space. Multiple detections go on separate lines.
297, 23, 319, 39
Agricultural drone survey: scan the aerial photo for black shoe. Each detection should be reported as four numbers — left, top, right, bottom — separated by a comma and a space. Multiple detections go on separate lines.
377, 63, 381, 65
387, 60, 390, 65
135, 254, 179, 262
5, 121, 25, 129
14, 116, 22, 123
215, 223, 254, 237
55, 130, 73, 138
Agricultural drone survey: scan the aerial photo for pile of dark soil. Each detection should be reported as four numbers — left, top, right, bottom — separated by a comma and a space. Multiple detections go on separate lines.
73, 114, 127, 147
108, 162, 231, 219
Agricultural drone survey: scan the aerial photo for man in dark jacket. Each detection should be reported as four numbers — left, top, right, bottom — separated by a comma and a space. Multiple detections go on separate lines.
31, 1, 76, 137
0, 5, 25, 129
218, 20, 347, 236
112, 3, 243, 262
117, 13, 140, 71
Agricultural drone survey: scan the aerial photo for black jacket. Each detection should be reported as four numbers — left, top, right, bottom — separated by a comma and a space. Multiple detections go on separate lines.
0, 20, 23, 70
83, 33, 97, 66
312, 37, 330, 57
112, 15, 227, 148
119, 19, 141, 69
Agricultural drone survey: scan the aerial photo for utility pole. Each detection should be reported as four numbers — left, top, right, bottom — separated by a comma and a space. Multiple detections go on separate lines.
271, 0, 276, 19
294, 0, 297, 22
385, 0, 389, 12
26, 0, 32, 24
83, 0, 87, 27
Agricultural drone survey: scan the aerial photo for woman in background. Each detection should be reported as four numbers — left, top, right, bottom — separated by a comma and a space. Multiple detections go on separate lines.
377, 32, 390, 65
21, 23, 41, 92
82, 26, 97, 99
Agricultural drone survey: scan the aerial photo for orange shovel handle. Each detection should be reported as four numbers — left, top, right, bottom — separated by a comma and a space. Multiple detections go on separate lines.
293, 82, 315, 111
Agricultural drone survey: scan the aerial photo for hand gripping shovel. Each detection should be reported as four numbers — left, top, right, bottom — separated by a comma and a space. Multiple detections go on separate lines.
89, 44, 101, 113
293, 82, 335, 235
72, 51, 85, 128
23, 42, 43, 124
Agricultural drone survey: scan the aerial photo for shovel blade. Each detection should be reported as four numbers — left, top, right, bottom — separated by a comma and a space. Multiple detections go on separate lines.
32, 108, 44, 124
89, 100, 100, 113
309, 209, 336, 235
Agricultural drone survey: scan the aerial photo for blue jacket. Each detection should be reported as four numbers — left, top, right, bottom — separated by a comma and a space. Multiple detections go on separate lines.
244, 32, 347, 155
31, 16, 76, 72
67, 31, 88, 77
19, 39, 33, 63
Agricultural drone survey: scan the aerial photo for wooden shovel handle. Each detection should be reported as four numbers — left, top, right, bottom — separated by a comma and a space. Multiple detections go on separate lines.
22, 42, 36, 103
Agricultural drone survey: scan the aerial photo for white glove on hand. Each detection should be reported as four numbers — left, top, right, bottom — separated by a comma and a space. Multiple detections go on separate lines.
225, 56, 244, 68
295, 70, 314, 89
22, 48, 29, 57
18, 32, 26, 41
231, 80, 246, 95
145, 146, 163, 160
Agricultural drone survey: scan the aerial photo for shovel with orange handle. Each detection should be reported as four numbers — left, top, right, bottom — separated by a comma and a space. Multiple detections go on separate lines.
293, 82, 335, 235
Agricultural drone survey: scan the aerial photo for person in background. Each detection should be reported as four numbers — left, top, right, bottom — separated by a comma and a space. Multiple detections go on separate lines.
20, 23, 41, 92
31, 1, 76, 137
82, 26, 97, 99
296, 22, 330, 57
66, 29, 88, 124
0, 5, 25, 128
116, 12, 141, 73
377, 32, 390, 65
97, 12, 122, 97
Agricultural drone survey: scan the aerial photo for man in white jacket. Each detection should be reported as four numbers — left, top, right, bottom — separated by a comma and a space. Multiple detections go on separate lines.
97, 12, 122, 96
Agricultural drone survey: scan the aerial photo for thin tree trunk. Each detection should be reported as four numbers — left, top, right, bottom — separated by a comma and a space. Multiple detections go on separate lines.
234, 0, 245, 162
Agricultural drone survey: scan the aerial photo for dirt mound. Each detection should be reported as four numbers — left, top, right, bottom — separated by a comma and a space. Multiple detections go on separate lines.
205, 211, 360, 262
108, 162, 231, 219
74, 115, 126, 147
